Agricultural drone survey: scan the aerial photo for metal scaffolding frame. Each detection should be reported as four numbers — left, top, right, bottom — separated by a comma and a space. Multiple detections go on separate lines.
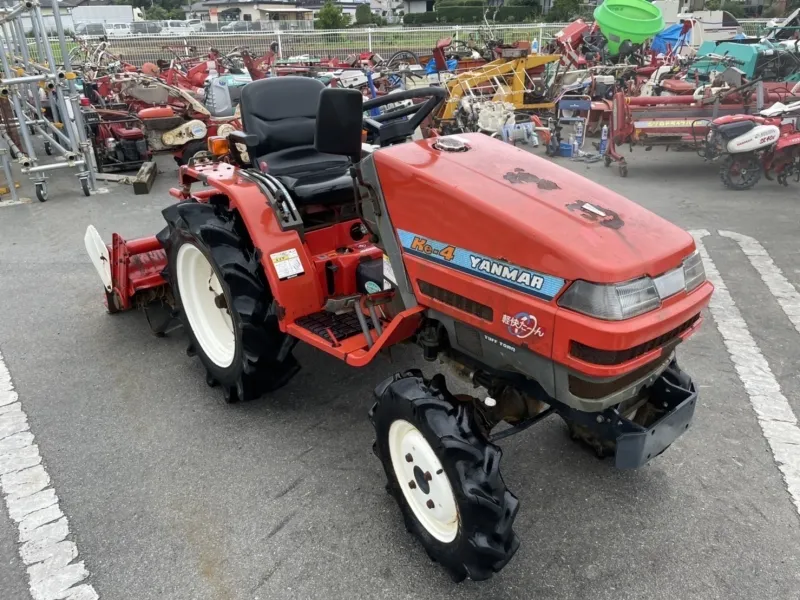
0, 0, 97, 202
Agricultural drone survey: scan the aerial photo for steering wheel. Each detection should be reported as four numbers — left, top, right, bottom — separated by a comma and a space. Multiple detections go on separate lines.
361, 87, 447, 146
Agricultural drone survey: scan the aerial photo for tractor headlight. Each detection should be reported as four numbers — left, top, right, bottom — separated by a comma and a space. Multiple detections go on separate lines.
559, 250, 707, 321
682, 250, 706, 292
558, 277, 661, 321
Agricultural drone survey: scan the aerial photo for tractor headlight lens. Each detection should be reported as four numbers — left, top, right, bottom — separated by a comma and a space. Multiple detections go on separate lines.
682, 250, 706, 292
558, 277, 661, 321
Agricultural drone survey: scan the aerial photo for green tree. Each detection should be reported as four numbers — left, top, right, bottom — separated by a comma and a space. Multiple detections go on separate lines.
317, 0, 350, 28
144, 5, 169, 20
355, 3, 372, 24
506, 0, 539, 6
119, 0, 184, 19
545, 0, 579, 22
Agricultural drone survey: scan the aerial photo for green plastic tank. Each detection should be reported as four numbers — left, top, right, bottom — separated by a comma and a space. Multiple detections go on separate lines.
593, 0, 665, 55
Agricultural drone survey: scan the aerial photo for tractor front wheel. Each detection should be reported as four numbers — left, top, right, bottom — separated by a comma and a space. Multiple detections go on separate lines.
160, 201, 300, 403
370, 371, 520, 582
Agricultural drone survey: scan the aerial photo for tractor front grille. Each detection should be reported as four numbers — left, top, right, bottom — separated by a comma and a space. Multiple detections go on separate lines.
417, 280, 493, 321
570, 314, 700, 366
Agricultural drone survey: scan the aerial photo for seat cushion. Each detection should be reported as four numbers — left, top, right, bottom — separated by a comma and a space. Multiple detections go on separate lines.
259, 145, 354, 206
258, 145, 349, 178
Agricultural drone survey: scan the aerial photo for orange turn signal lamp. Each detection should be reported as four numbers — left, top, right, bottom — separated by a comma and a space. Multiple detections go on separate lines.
207, 136, 229, 157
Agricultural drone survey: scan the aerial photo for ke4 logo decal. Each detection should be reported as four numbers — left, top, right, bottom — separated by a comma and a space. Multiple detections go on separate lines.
410, 236, 456, 261
397, 229, 565, 301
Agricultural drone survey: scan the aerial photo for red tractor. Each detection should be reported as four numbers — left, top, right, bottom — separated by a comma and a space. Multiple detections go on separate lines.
84, 77, 713, 581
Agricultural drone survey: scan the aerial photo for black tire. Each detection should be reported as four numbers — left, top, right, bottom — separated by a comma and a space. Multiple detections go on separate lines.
386, 49, 419, 68
159, 200, 300, 403
370, 371, 520, 582
176, 139, 208, 166
720, 153, 761, 191
44, 141, 52, 156
80, 178, 90, 196
35, 183, 47, 202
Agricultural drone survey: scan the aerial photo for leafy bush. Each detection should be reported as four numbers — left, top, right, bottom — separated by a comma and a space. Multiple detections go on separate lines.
403, 12, 439, 24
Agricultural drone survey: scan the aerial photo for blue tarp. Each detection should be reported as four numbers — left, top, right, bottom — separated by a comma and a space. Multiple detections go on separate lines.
651, 23, 691, 54
425, 58, 458, 74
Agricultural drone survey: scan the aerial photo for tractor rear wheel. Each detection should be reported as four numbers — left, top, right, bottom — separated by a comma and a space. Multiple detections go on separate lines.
159, 201, 300, 403
370, 371, 520, 582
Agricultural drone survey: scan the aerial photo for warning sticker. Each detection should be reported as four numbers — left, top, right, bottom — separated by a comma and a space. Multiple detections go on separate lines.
383, 254, 397, 289
270, 248, 305, 280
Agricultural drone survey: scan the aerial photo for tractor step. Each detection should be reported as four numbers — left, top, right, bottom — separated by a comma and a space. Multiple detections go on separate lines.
296, 311, 372, 345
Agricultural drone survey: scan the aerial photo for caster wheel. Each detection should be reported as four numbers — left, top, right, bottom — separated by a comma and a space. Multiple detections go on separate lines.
35, 183, 47, 202
603, 154, 612, 168
44, 141, 52, 156
619, 164, 628, 178
80, 177, 90, 196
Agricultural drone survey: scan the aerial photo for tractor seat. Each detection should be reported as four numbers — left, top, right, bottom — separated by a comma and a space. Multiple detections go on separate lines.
240, 76, 354, 206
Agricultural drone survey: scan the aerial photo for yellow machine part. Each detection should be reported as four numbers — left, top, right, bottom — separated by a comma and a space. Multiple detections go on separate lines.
438, 53, 561, 120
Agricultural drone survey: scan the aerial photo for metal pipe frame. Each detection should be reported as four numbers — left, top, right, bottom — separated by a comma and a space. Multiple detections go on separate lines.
33, 124, 70, 157
22, 159, 85, 174
0, 0, 100, 195
24, 101, 70, 145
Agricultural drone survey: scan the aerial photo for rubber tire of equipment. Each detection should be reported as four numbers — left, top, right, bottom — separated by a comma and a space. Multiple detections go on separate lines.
720, 153, 761, 191
158, 200, 300, 403
370, 370, 520, 582
177, 139, 209, 166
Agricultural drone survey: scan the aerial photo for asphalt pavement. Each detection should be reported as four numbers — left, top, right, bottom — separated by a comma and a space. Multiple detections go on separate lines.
0, 142, 799, 600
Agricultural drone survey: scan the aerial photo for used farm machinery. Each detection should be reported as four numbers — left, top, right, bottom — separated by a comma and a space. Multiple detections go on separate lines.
85, 77, 713, 581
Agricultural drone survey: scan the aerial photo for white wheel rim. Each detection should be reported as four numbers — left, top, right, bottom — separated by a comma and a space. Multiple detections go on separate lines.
388, 419, 459, 543
176, 243, 235, 368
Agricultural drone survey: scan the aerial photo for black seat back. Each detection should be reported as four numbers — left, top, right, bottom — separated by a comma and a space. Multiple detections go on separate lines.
240, 77, 326, 162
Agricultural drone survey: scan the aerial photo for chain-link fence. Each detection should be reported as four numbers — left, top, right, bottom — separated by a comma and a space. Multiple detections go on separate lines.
34, 20, 774, 68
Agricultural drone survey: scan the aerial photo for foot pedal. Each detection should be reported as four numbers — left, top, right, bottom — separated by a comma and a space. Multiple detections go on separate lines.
296, 311, 372, 344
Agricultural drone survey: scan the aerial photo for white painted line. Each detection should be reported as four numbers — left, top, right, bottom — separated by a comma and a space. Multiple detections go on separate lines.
0, 197, 32, 208
0, 347, 99, 600
719, 230, 800, 336
691, 230, 800, 518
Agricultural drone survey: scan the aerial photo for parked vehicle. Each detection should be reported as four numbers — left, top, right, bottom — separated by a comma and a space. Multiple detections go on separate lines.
75, 22, 107, 37
105, 23, 132, 37
83, 78, 713, 582
199, 22, 220, 33
220, 20, 264, 32
159, 20, 192, 36
187, 19, 203, 32
130, 21, 162, 35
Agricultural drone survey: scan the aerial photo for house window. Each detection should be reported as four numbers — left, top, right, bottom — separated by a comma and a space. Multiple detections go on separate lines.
426, 0, 434, 10
243, 14, 252, 21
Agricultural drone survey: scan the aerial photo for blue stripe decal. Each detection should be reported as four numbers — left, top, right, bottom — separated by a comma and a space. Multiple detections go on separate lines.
397, 229, 565, 300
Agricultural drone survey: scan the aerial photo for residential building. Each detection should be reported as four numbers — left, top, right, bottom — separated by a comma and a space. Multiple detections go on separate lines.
205, 0, 314, 24
182, 2, 212, 20
403, 0, 433, 13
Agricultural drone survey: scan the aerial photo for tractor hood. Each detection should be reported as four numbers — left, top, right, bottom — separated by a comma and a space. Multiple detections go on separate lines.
373, 133, 696, 286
